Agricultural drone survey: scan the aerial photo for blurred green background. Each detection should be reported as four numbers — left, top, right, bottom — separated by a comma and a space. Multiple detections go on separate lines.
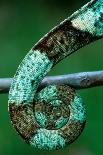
0, 0, 103, 155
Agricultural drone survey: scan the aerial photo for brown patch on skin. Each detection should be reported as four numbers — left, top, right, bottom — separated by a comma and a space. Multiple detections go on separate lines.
33, 19, 98, 64
9, 103, 40, 141
34, 100, 64, 130
34, 101, 44, 112
33, 85, 75, 130
59, 120, 86, 144
56, 85, 76, 104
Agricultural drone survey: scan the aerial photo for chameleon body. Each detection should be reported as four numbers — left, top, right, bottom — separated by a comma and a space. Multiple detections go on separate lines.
8, 0, 103, 150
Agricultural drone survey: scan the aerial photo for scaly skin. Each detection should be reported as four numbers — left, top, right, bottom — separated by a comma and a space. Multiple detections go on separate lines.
8, 0, 103, 150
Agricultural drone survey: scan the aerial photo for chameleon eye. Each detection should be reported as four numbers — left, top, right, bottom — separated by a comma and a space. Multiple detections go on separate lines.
8, 0, 103, 151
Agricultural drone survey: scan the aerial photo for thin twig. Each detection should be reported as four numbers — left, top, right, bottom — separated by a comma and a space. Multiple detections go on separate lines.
0, 70, 103, 94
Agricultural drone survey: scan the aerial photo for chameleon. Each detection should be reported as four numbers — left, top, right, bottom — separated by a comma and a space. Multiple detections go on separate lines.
8, 0, 103, 151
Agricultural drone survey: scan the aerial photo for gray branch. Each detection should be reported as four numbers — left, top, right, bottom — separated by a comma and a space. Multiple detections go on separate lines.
0, 70, 103, 94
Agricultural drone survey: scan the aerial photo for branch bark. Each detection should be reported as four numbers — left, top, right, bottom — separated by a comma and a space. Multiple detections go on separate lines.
0, 71, 103, 94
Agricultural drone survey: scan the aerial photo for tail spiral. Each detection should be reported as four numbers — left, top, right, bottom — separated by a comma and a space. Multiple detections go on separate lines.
8, 0, 103, 150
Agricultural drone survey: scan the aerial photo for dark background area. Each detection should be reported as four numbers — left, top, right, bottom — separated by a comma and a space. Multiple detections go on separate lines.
0, 0, 103, 155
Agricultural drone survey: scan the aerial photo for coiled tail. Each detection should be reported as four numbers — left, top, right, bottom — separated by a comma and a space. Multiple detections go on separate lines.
8, 0, 103, 150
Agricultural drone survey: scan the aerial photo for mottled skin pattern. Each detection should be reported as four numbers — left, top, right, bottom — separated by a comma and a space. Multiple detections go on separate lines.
8, 0, 103, 151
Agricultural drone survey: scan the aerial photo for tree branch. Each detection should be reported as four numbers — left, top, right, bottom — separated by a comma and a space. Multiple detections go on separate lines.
0, 70, 103, 94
